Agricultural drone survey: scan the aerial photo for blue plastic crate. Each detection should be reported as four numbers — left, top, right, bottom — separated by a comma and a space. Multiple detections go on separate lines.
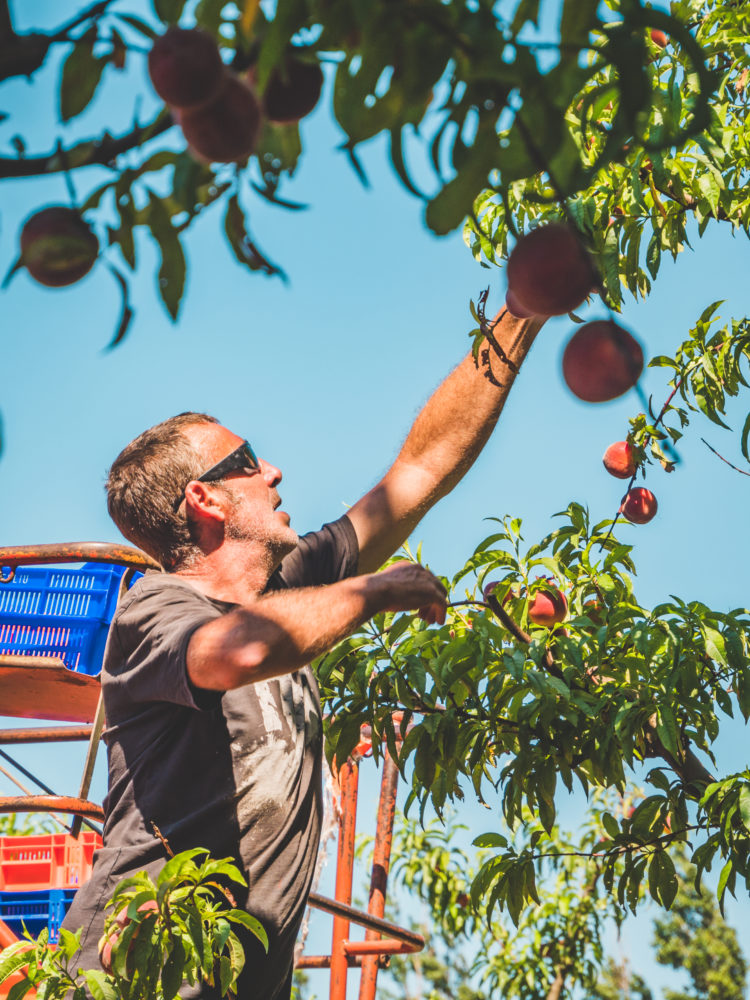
0, 888, 76, 943
0, 562, 133, 676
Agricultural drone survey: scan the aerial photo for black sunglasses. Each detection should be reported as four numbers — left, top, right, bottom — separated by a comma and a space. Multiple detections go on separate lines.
174, 440, 260, 511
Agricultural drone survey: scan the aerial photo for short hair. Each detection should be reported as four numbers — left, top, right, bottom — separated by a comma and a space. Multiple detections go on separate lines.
106, 412, 219, 570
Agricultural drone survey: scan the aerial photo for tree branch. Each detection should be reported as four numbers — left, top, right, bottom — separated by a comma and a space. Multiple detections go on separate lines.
0, 1, 114, 83
0, 111, 174, 179
484, 592, 564, 679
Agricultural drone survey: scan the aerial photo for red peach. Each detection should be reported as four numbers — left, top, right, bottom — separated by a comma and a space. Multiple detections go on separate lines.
20, 206, 98, 287
99, 899, 159, 975
148, 27, 223, 108
506, 223, 595, 316
528, 587, 568, 627
650, 29, 668, 48
620, 487, 658, 524
260, 54, 324, 124
179, 71, 262, 163
603, 440, 637, 479
562, 320, 644, 403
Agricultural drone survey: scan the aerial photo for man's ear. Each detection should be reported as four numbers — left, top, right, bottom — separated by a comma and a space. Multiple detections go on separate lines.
184, 480, 227, 523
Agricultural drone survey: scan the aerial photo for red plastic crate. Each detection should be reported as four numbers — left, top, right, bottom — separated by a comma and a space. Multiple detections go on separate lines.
0, 832, 101, 891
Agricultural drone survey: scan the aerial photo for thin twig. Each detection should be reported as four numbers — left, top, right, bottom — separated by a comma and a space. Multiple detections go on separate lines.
150, 820, 175, 858
701, 437, 750, 477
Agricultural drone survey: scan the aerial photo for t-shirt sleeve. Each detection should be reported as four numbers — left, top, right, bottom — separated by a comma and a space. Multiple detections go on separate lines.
270, 514, 359, 590
104, 576, 224, 712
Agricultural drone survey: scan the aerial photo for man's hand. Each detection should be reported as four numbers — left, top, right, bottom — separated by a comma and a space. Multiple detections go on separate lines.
368, 561, 447, 625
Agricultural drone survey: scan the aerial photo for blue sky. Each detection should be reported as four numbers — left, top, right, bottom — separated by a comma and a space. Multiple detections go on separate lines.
2, 1, 750, 994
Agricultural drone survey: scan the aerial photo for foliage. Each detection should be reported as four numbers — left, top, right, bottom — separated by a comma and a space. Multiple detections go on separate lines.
650, 853, 747, 1000
316, 271, 750, 933
0, 848, 267, 1000
0, 813, 55, 836
358, 813, 746, 1000
0, 0, 738, 338
379, 803, 635, 1000
465, 0, 750, 309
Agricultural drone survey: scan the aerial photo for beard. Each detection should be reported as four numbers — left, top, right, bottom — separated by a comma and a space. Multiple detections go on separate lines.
221, 485, 299, 566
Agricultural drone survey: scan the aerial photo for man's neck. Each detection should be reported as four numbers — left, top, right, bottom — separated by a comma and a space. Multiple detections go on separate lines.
172, 540, 281, 605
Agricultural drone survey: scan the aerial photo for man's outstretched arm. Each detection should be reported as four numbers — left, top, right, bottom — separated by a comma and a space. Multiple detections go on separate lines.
347, 308, 545, 573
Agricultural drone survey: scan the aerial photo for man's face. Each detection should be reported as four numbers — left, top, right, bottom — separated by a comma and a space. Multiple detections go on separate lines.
185, 424, 298, 561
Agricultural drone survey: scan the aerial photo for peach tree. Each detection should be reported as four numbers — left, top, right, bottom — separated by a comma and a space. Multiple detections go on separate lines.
0, 0, 736, 342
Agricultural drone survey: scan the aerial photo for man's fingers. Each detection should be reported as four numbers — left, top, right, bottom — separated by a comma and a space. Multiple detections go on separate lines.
417, 600, 447, 625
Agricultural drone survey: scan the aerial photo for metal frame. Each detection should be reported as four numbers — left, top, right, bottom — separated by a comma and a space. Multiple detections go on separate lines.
296, 736, 423, 1000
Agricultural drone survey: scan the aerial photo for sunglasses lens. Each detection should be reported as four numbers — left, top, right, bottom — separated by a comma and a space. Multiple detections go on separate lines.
243, 443, 260, 470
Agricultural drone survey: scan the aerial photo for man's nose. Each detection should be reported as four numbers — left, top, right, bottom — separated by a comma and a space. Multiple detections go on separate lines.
259, 459, 282, 488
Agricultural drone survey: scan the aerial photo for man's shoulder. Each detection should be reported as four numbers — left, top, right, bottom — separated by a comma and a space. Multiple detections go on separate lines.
113, 571, 226, 625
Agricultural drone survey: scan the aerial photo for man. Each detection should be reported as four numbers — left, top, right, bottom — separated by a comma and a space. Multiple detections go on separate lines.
61, 308, 542, 998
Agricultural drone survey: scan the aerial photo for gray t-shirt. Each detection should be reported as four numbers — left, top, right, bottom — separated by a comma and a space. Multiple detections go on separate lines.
62, 516, 359, 1000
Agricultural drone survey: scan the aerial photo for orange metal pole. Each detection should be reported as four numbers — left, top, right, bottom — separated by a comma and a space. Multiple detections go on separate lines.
358, 752, 400, 1000
329, 758, 359, 1000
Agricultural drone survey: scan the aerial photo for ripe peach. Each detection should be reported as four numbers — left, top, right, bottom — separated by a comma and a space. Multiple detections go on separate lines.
261, 54, 324, 124
603, 440, 637, 479
620, 486, 658, 524
562, 320, 644, 403
20, 206, 98, 287
506, 223, 595, 316
179, 70, 262, 163
528, 587, 568, 627
650, 29, 668, 48
505, 288, 539, 318
148, 27, 223, 108
99, 899, 159, 975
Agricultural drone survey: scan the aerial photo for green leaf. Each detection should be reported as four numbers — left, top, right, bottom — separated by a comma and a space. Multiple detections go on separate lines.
717, 857, 733, 909
256, 0, 306, 91
740, 411, 750, 463
219, 954, 233, 996
7, 978, 32, 1000
646, 231, 661, 279
161, 939, 186, 1000
226, 910, 268, 950
510, 0, 541, 32
118, 15, 158, 40
152, 0, 187, 24
147, 192, 186, 320
739, 785, 750, 832
59, 30, 106, 122
195, 0, 228, 34
223, 195, 284, 278
602, 812, 620, 839
84, 970, 119, 1000
0, 946, 33, 986
703, 625, 727, 665
656, 703, 680, 760
472, 832, 508, 848
559, 0, 599, 47
648, 851, 678, 909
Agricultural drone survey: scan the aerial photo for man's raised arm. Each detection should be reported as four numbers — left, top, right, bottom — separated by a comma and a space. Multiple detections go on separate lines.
347, 308, 545, 573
